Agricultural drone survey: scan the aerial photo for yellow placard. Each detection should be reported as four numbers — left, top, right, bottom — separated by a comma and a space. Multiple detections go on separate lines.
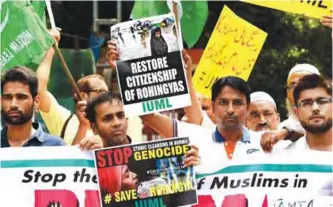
193, 6, 267, 97
241, 0, 332, 19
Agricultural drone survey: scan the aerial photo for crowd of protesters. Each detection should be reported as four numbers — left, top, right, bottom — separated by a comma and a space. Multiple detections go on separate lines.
1, 8, 332, 204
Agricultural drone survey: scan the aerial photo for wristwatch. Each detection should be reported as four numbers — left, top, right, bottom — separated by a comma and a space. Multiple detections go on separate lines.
282, 126, 295, 141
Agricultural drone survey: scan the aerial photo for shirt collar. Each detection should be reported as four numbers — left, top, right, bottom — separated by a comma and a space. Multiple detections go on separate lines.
31, 123, 45, 142
214, 126, 251, 143
1, 123, 45, 145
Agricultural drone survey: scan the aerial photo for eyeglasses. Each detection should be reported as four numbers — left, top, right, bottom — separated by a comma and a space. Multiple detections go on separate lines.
298, 97, 332, 109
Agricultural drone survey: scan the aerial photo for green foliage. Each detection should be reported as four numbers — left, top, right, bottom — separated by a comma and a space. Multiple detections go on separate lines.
49, 1, 331, 119
196, 2, 332, 119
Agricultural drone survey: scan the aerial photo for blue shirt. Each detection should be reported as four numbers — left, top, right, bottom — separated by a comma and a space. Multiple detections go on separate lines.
213, 126, 251, 143
1, 123, 66, 148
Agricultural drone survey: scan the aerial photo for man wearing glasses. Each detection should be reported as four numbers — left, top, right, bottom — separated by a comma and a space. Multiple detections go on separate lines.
285, 74, 332, 151
260, 64, 321, 151
36, 29, 107, 148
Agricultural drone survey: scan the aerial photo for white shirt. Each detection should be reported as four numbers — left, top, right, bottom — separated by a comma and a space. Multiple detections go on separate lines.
278, 115, 305, 134
273, 136, 331, 153
200, 111, 215, 129
173, 120, 264, 174
283, 136, 309, 151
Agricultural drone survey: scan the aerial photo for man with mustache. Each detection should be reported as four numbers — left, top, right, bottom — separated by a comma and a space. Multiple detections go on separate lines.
86, 92, 199, 206
141, 76, 263, 173
107, 41, 261, 173
85, 91, 199, 166
1, 67, 65, 147
246, 91, 280, 132
260, 64, 321, 152
285, 74, 332, 151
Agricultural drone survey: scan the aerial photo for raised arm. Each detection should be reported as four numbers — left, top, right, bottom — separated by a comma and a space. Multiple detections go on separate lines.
36, 28, 60, 112
140, 113, 174, 138
182, 50, 204, 125
106, 40, 174, 138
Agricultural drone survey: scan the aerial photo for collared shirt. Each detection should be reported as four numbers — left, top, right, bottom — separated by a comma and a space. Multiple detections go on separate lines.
1, 123, 66, 148
173, 119, 263, 173
278, 115, 305, 134
213, 126, 252, 159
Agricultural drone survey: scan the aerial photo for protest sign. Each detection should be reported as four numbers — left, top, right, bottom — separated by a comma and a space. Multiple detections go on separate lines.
241, 0, 332, 19
0, 147, 331, 207
0, 1, 54, 71
193, 151, 333, 207
0, 147, 100, 207
93, 137, 198, 207
111, 14, 191, 117
192, 6, 267, 97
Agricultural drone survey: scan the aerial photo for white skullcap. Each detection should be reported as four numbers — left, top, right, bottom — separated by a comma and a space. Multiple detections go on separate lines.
250, 91, 277, 109
288, 63, 320, 79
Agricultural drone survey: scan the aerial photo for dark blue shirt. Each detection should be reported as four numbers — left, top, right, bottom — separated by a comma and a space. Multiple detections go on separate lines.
1, 123, 66, 148
213, 126, 251, 143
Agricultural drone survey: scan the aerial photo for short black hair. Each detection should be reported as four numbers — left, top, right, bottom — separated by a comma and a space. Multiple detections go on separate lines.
1, 66, 38, 98
211, 76, 251, 104
86, 92, 122, 123
293, 74, 332, 107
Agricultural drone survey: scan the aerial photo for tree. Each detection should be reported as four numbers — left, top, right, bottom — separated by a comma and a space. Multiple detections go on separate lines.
194, 1, 332, 119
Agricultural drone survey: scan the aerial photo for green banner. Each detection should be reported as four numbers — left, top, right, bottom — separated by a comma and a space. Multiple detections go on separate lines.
0, 0, 54, 71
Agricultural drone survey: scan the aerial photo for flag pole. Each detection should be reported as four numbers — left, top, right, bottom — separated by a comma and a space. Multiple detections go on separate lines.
45, 0, 83, 101
172, 0, 183, 50
45, 0, 56, 29
172, 2, 179, 33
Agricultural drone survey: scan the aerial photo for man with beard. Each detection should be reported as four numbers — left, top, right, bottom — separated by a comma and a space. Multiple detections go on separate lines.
285, 74, 332, 151
260, 64, 321, 152
150, 27, 168, 56
246, 91, 280, 132
1, 67, 65, 147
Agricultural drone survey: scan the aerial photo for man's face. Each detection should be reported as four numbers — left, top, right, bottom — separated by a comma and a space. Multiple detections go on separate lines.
201, 97, 216, 124
296, 87, 332, 134
91, 100, 128, 146
1, 82, 38, 125
246, 101, 280, 131
212, 85, 247, 131
82, 78, 108, 101
121, 165, 139, 190
155, 31, 161, 38
287, 71, 312, 106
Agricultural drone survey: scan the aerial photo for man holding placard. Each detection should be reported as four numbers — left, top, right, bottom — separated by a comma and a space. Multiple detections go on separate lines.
109, 14, 191, 118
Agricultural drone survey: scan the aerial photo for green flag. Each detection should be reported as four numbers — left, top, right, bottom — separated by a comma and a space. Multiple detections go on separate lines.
0, 0, 54, 71
131, 0, 208, 48
30, 0, 46, 19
